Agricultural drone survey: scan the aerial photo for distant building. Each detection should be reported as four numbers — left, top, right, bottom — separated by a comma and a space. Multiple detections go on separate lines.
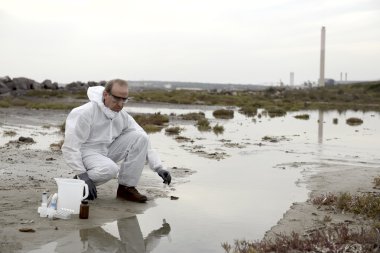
317, 78, 334, 86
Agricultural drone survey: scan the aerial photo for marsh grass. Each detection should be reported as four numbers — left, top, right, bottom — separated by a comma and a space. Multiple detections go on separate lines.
142, 124, 163, 133
346, 117, 363, 126
59, 122, 66, 133
26, 89, 87, 98
0, 100, 10, 108
213, 109, 234, 119
3, 81, 380, 112
131, 81, 380, 112
312, 192, 380, 219
265, 107, 286, 118
197, 118, 211, 131
213, 124, 224, 135
180, 112, 205, 121
27, 90, 66, 98
294, 114, 310, 120
238, 105, 258, 117
26, 102, 78, 110
222, 225, 378, 253
174, 136, 192, 142
50, 140, 64, 151
0, 97, 80, 110
3, 130, 17, 137
134, 113, 169, 126
374, 177, 380, 188
165, 126, 182, 135
133, 113, 169, 133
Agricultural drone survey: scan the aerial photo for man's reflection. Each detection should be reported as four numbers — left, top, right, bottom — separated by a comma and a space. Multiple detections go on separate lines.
56, 216, 170, 253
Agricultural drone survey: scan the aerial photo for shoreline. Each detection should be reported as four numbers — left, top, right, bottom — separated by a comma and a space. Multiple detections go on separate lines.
264, 163, 380, 241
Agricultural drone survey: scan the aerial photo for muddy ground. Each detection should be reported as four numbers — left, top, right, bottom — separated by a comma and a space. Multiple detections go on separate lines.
0, 107, 379, 252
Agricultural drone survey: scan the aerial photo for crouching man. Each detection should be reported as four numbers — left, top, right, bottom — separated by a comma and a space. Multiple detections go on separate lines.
62, 79, 171, 203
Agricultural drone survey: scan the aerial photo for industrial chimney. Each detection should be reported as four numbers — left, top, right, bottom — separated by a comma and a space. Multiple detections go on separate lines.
319, 26, 326, 87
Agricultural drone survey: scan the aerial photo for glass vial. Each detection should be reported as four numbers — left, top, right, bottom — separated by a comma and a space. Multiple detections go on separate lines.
79, 200, 89, 219
42, 192, 48, 204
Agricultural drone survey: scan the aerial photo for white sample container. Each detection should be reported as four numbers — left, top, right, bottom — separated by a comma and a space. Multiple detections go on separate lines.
54, 178, 89, 214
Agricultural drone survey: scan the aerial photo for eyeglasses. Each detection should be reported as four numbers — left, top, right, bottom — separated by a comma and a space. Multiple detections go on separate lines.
109, 92, 129, 104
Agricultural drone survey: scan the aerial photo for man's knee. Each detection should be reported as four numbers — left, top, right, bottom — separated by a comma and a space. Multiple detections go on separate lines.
108, 164, 119, 178
88, 163, 119, 185
136, 132, 149, 147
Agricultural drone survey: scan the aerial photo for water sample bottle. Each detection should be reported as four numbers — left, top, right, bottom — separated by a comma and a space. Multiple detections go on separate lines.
42, 192, 48, 204
79, 200, 89, 219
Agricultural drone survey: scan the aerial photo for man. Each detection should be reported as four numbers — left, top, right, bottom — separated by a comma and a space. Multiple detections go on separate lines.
62, 79, 171, 203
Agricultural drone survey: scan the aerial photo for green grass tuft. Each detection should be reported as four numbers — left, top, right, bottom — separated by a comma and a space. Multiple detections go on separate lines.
165, 126, 182, 135
196, 118, 211, 131
180, 112, 205, 121
213, 124, 224, 135
346, 117, 363, 126
213, 109, 234, 119
294, 114, 310, 120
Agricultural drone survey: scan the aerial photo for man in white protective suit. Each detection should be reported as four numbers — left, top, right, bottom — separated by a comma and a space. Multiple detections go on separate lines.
62, 79, 171, 203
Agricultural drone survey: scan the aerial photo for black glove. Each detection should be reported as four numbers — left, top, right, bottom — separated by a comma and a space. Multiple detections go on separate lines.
157, 168, 171, 185
77, 172, 97, 200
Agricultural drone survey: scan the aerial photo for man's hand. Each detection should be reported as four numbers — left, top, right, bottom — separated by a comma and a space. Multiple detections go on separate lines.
157, 168, 171, 185
77, 172, 97, 200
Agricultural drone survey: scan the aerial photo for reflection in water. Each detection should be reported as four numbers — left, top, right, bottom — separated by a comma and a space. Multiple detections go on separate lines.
32, 216, 170, 253
318, 110, 324, 144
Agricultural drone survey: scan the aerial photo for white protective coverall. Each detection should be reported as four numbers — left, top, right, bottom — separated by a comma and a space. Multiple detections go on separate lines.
62, 86, 163, 187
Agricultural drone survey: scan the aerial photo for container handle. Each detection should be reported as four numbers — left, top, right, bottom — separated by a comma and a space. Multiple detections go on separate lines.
82, 184, 89, 200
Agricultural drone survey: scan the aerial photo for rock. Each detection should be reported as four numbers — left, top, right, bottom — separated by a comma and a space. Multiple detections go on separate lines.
42, 79, 58, 90
65, 81, 88, 90
19, 228, 35, 232
0, 76, 12, 83
18, 136, 35, 143
87, 81, 99, 87
6, 77, 42, 90
0, 81, 10, 94
170, 196, 179, 200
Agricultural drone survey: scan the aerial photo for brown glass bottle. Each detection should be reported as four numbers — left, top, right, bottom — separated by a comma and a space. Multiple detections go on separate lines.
79, 200, 89, 219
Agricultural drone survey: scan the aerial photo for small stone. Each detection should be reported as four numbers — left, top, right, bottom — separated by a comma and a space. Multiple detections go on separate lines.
170, 196, 179, 200
55, 227, 58, 230
18, 137, 35, 143
19, 228, 35, 232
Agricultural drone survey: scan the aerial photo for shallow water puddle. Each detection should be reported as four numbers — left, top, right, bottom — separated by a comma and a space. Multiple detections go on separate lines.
24, 108, 380, 252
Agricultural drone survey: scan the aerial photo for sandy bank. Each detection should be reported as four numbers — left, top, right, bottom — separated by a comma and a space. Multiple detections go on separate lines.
264, 163, 380, 241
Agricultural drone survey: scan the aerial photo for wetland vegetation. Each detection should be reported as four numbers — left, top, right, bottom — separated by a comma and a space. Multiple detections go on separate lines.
1, 81, 380, 113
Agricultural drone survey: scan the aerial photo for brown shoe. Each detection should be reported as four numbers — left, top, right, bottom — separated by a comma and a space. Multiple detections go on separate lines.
117, 185, 147, 203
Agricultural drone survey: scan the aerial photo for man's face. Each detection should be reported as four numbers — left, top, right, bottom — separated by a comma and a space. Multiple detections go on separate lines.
103, 83, 129, 112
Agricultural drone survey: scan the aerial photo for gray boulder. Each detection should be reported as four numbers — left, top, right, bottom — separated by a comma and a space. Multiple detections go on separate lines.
0, 76, 12, 83
42, 79, 58, 90
0, 81, 10, 94
65, 81, 88, 90
87, 81, 99, 87
7, 77, 42, 90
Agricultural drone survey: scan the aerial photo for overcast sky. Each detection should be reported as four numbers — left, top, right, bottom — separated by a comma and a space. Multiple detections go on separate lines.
0, 0, 379, 85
